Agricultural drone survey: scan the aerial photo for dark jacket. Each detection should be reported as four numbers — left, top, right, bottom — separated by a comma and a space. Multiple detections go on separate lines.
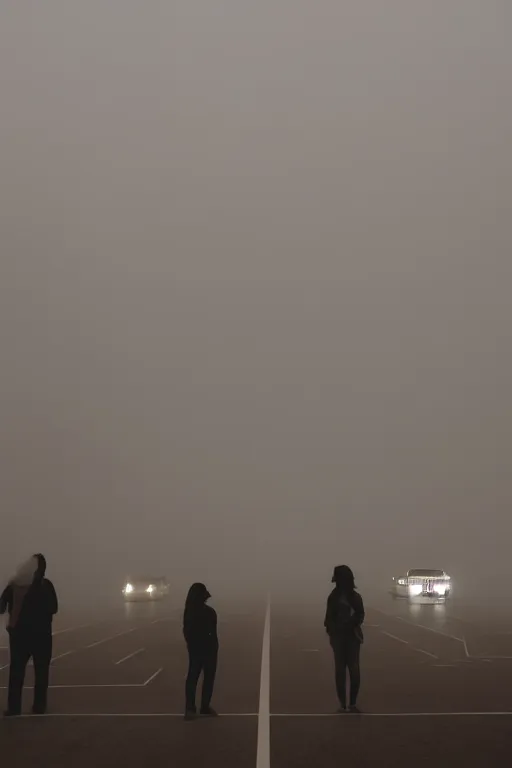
0, 579, 58, 635
324, 587, 365, 643
183, 603, 218, 651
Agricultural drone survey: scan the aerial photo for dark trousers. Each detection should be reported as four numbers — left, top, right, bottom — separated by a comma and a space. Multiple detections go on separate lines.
8, 630, 52, 714
185, 644, 218, 713
330, 633, 361, 707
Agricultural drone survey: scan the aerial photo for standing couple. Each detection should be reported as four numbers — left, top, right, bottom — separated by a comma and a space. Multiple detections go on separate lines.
183, 564, 364, 719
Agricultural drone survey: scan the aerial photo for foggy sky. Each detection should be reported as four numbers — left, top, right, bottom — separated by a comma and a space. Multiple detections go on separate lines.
1, 2, 511, 601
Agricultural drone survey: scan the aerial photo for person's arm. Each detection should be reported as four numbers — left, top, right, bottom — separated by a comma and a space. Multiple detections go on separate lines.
0, 585, 12, 615
183, 610, 194, 645
324, 591, 336, 635
46, 581, 58, 615
211, 609, 218, 645
184, 609, 206, 646
351, 593, 365, 627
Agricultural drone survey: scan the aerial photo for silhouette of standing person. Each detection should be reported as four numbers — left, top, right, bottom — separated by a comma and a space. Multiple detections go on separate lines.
0, 554, 58, 717
324, 565, 365, 713
183, 583, 218, 720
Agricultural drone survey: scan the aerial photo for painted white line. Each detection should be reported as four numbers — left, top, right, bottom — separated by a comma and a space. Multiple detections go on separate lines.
271, 711, 512, 717
116, 648, 145, 665
393, 615, 464, 644
149, 617, 177, 625
53, 623, 96, 636
16, 712, 259, 718
11, 711, 512, 718
52, 650, 74, 662
0, 684, 144, 689
380, 630, 409, 645
4, 646, 93, 667
414, 648, 439, 660
86, 627, 137, 649
256, 596, 271, 768
143, 667, 163, 686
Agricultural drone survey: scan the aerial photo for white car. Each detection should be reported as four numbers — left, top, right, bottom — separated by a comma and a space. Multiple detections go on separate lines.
391, 569, 451, 601
122, 576, 169, 602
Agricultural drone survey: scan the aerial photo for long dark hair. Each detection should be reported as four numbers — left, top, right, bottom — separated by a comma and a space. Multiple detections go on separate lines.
332, 565, 356, 594
184, 583, 210, 616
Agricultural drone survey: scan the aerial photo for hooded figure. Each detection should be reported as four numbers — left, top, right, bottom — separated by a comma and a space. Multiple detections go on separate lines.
183, 583, 218, 720
0, 553, 58, 717
324, 565, 365, 713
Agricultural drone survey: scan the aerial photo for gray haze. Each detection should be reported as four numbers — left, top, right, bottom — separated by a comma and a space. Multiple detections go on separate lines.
1, 2, 511, 605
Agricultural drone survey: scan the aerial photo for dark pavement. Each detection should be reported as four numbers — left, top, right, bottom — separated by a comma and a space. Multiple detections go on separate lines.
2, 595, 512, 767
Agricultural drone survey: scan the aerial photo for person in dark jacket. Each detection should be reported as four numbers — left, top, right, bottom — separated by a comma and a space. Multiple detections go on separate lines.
324, 565, 365, 713
0, 553, 58, 717
183, 582, 219, 720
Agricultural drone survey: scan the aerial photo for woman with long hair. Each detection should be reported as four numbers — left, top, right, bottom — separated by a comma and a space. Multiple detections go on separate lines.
324, 565, 365, 713
183, 583, 218, 720
0, 554, 58, 717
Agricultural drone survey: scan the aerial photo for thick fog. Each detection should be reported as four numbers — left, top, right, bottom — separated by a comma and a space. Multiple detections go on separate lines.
1, 2, 510, 607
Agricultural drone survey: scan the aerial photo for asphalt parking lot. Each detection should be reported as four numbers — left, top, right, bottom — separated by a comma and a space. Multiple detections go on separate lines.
2, 595, 512, 767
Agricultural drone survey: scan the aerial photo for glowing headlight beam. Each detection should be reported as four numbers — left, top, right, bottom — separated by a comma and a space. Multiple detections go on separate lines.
124, 583, 134, 594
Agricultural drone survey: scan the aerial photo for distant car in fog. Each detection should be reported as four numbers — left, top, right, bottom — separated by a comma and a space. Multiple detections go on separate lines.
122, 576, 169, 602
391, 569, 451, 601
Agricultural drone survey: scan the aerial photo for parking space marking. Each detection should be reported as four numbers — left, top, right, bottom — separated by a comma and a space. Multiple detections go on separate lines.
53, 623, 97, 636
5, 711, 512, 718
143, 667, 163, 686
115, 648, 145, 665
52, 650, 74, 662
86, 627, 138, 649
380, 630, 409, 645
392, 615, 465, 644
256, 597, 271, 768
270, 711, 512, 717
0, 683, 146, 689
414, 648, 439, 660
14, 712, 259, 718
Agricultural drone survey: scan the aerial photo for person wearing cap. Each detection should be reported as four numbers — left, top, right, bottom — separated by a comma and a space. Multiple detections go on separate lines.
324, 565, 365, 713
0, 554, 58, 717
183, 582, 219, 720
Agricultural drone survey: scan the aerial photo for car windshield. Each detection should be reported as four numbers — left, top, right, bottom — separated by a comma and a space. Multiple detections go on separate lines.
408, 569, 444, 578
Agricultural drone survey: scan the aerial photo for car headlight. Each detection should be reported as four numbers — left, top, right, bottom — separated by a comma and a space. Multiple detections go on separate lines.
397, 578, 406, 586
124, 583, 134, 594
146, 585, 154, 594
408, 584, 422, 596
435, 585, 447, 595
